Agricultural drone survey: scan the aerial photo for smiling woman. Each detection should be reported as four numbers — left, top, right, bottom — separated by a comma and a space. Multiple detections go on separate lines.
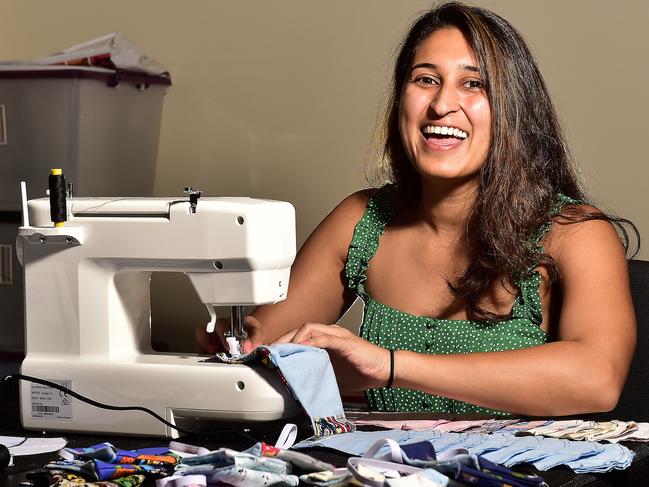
397, 27, 491, 185
201, 1, 639, 417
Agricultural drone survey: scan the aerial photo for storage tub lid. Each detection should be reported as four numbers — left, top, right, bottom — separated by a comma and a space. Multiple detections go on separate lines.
0, 65, 171, 86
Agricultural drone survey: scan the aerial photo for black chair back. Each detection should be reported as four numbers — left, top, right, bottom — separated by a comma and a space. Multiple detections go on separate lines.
594, 259, 649, 422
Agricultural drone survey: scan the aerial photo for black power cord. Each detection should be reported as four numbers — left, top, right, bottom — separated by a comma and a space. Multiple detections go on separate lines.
3, 373, 257, 443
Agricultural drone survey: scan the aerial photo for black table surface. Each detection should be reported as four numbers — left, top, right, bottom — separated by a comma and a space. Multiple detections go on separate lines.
1, 378, 648, 486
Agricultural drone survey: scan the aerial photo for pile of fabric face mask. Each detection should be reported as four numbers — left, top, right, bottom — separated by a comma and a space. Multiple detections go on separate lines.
25, 442, 180, 486
165, 439, 547, 487
293, 428, 635, 474
310, 437, 548, 487
353, 418, 649, 443
25, 441, 332, 487
26, 439, 547, 487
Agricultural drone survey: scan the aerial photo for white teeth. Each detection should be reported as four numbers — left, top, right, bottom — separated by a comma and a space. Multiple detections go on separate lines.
422, 125, 468, 139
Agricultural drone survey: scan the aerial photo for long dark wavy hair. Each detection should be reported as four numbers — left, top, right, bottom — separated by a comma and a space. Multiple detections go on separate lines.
376, 1, 639, 320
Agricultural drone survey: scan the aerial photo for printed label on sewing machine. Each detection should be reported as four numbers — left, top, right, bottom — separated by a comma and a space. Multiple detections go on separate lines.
30, 380, 73, 420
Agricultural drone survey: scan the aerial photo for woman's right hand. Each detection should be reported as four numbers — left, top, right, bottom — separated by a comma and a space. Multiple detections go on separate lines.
194, 315, 266, 354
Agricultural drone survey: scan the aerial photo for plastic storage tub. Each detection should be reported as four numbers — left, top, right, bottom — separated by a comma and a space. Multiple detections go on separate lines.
0, 65, 170, 352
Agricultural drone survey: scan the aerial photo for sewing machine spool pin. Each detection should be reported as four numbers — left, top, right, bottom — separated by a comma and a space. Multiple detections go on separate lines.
184, 187, 202, 214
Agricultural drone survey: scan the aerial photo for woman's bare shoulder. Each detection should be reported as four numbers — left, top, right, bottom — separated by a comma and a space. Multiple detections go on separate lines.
301, 188, 379, 260
315, 188, 379, 233
542, 204, 627, 274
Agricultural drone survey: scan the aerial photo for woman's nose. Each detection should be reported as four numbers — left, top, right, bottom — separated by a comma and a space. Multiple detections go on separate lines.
429, 84, 459, 116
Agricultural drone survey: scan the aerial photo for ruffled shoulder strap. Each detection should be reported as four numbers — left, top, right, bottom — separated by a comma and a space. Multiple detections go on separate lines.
530, 193, 583, 253
344, 187, 396, 300
512, 193, 583, 323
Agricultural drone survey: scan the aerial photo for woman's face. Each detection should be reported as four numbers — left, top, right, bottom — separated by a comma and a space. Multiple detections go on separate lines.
398, 27, 491, 184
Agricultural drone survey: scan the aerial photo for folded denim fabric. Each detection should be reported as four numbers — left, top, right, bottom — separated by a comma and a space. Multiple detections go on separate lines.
481, 436, 544, 466
245, 442, 335, 474
499, 437, 569, 468
216, 344, 354, 436
183, 464, 298, 486
178, 448, 288, 475
293, 429, 416, 454
431, 434, 487, 455
466, 433, 517, 456
175, 447, 298, 487
426, 433, 463, 454
532, 439, 603, 471
294, 430, 445, 459
565, 444, 635, 473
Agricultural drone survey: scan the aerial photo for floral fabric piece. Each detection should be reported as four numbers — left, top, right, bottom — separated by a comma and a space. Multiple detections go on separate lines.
47, 443, 178, 481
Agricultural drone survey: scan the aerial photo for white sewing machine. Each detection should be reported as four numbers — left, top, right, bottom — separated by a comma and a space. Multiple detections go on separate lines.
16, 193, 299, 437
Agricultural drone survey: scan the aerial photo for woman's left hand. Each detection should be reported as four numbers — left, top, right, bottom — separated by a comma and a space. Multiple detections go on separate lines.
274, 323, 390, 393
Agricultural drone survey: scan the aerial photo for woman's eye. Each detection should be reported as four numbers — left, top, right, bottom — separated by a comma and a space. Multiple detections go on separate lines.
464, 79, 484, 89
414, 75, 437, 85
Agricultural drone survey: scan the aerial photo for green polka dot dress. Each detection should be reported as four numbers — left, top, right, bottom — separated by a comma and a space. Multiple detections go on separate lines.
344, 188, 580, 415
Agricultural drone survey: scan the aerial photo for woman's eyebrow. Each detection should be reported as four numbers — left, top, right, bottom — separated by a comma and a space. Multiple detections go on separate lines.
410, 62, 481, 73
460, 64, 480, 73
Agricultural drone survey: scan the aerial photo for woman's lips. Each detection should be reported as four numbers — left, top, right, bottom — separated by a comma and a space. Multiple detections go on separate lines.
422, 134, 464, 150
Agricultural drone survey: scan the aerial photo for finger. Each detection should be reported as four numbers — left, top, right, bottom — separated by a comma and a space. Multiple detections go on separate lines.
241, 315, 265, 353
194, 327, 211, 353
194, 325, 226, 354
291, 322, 349, 344
299, 333, 344, 352
273, 328, 299, 344
241, 339, 256, 354
241, 328, 265, 353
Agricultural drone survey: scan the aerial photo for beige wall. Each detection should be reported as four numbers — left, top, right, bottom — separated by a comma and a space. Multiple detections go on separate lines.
2, 1, 647, 350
